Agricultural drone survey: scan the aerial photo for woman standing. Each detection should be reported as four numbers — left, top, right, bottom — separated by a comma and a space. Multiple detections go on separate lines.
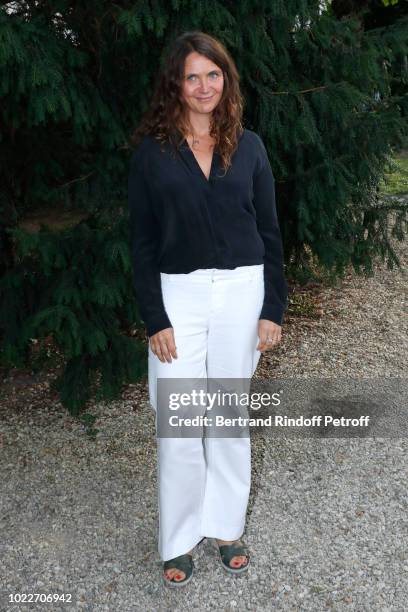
128, 30, 288, 587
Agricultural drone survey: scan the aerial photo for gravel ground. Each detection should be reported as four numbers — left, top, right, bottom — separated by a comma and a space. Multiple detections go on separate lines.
0, 201, 407, 611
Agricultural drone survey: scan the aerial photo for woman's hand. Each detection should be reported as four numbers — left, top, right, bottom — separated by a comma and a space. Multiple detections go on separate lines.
256, 319, 282, 353
150, 327, 178, 363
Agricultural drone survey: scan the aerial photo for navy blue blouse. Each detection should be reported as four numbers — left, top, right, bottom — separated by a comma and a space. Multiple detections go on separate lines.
128, 128, 288, 337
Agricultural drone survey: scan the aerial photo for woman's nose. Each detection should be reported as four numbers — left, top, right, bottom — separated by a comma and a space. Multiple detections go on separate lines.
197, 78, 210, 91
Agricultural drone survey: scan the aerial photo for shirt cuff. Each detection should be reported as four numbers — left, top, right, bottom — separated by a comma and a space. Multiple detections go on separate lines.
259, 303, 285, 326
145, 312, 173, 338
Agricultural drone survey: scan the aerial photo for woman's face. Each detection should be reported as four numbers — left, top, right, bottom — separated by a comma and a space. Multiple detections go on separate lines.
181, 52, 224, 118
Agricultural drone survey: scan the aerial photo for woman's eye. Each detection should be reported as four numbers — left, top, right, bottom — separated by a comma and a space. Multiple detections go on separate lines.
187, 72, 220, 81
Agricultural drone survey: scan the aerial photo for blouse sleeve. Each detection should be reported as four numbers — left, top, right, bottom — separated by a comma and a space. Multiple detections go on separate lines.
252, 133, 288, 325
128, 145, 173, 337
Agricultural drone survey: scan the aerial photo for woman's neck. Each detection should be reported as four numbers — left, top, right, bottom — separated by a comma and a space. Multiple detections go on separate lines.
187, 112, 212, 138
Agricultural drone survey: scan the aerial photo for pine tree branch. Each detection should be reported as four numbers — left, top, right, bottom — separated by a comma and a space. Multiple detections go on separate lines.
59, 172, 95, 189
268, 85, 329, 95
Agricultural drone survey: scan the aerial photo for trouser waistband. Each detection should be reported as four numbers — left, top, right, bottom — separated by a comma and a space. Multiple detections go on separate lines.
160, 263, 264, 283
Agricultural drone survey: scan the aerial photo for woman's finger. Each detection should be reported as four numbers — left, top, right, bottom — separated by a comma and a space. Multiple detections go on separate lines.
159, 337, 173, 363
257, 331, 281, 352
168, 331, 178, 360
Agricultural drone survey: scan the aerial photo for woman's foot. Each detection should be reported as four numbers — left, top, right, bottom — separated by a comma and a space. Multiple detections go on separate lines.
163, 548, 193, 583
216, 539, 249, 569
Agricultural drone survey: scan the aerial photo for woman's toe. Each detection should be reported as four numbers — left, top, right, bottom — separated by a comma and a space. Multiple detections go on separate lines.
230, 555, 247, 567
165, 568, 185, 581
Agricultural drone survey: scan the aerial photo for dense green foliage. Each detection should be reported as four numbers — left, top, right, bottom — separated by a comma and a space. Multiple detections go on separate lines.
1, 1, 407, 413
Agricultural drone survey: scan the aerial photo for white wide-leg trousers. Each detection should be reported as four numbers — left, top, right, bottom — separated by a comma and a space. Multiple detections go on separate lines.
148, 264, 265, 561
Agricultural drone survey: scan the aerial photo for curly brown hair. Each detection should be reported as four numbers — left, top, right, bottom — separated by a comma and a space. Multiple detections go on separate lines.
129, 30, 245, 176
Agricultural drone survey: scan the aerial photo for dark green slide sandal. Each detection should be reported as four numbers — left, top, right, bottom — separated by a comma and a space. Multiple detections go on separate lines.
212, 539, 250, 574
162, 553, 194, 588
